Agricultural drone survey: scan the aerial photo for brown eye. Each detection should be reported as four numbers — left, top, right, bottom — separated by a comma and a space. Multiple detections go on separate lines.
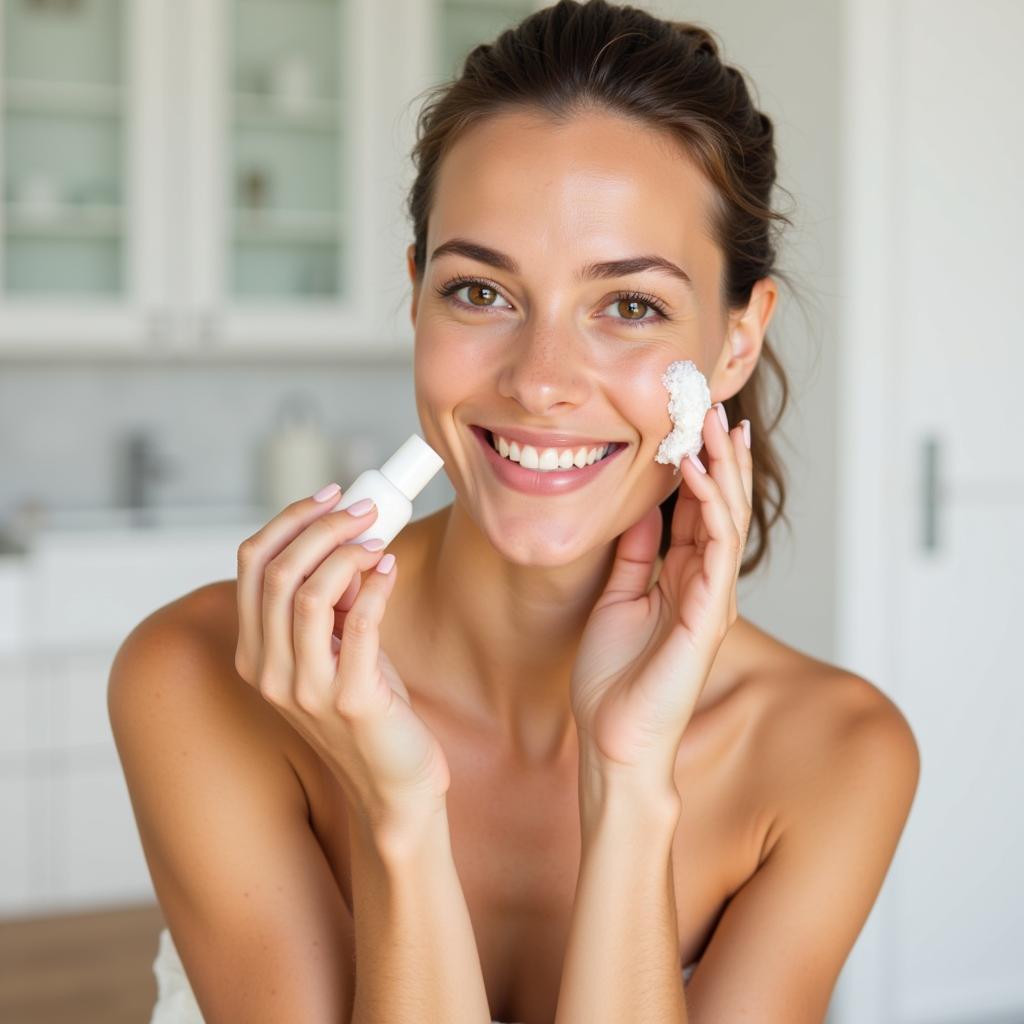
617, 297, 648, 320
434, 276, 513, 312
602, 290, 670, 329
467, 283, 499, 306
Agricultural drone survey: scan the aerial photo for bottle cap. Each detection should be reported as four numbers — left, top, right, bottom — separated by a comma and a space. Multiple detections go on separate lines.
379, 434, 444, 501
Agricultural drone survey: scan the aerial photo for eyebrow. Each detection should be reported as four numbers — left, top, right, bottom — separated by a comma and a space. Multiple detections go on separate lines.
429, 237, 693, 288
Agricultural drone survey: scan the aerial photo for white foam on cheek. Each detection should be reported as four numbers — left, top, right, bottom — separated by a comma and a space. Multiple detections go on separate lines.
654, 359, 712, 470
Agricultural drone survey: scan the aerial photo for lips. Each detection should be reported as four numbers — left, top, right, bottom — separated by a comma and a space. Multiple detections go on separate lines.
478, 423, 622, 450
470, 424, 626, 496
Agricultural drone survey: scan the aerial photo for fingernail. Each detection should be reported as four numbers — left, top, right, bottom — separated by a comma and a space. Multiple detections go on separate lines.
741, 419, 751, 449
376, 553, 396, 574
360, 537, 386, 551
687, 452, 707, 474
312, 482, 341, 503
714, 402, 729, 432
345, 497, 375, 516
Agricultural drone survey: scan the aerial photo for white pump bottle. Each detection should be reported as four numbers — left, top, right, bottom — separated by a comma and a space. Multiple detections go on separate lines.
332, 434, 444, 546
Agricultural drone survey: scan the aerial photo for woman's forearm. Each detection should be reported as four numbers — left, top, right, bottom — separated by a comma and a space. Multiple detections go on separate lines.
555, 747, 687, 1024
348, 805, 492, 1024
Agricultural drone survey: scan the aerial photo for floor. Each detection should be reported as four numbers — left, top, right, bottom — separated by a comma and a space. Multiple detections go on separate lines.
0, 902, 164, 1024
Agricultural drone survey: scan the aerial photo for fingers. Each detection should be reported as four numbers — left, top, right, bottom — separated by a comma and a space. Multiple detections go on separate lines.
261, 507, 383, 688
237, 488, 345, 676
234, 487, 378, 681
675, 407, 750, 628
330, 553, 398, 715
700, 403, 751, 543
597, 503, 663, 607
292, 546, 397, 711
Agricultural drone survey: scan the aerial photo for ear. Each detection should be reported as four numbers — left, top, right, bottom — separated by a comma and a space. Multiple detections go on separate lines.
709, 276, 779, 403
406, 243, 420, 327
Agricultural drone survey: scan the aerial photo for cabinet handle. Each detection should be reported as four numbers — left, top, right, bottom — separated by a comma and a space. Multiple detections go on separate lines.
920, 434, 942, 553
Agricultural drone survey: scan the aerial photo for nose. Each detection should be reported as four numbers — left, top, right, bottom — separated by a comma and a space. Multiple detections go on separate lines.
495, 322, 591, 417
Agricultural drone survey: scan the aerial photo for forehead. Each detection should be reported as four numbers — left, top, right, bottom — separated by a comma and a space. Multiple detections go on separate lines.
428, 107, 720, 272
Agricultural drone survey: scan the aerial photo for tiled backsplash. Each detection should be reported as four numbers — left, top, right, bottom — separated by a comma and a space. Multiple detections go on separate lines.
0, 357, 456, 529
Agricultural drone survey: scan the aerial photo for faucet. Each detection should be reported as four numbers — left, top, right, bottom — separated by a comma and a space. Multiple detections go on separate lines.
117, 429, 177, 527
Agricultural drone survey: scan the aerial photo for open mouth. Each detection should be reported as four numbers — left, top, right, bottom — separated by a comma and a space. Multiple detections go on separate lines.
481, 428, 623, 472
470, 424, 627, 496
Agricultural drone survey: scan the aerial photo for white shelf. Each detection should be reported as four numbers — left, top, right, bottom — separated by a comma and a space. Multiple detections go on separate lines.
3, 203, 123, 239
232, 90, 339, 132
2, 77, 124, 118
232, 206, 342, 244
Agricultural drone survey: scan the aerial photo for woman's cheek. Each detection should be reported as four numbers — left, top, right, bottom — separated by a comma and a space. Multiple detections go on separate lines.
601, 347, 683, 453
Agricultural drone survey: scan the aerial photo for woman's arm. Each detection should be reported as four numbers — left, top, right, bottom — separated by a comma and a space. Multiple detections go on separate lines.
554, 745, 687, 1024
556, 689, 920, 1024
348, 804, 494, 1024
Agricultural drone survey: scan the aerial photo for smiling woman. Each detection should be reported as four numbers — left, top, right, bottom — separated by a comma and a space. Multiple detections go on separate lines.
120, 3, 919, 1024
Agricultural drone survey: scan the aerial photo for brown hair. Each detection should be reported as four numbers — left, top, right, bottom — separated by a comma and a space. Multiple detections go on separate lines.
405, 0, 797, 575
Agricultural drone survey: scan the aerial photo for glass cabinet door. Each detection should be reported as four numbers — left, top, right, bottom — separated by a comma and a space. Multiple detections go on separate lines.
1, 0, 126, 299
184, 0, 383, 353
228, 0, 346, 303
0, 0, 167, 349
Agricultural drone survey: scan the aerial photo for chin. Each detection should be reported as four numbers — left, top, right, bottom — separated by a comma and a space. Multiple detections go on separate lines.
475, 506, 607, 567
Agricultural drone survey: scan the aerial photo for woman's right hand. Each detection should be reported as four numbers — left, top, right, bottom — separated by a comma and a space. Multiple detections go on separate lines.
234, 485, 451, 839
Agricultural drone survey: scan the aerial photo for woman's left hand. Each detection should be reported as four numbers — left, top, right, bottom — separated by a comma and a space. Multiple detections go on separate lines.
570, 403, 753, 779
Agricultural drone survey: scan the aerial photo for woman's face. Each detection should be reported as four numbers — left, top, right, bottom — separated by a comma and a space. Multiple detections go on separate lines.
410, 107, 738, 566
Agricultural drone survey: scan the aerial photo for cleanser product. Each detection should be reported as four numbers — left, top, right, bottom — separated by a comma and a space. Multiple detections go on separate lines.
654, 359, 712, 471
333, 434, 444, 546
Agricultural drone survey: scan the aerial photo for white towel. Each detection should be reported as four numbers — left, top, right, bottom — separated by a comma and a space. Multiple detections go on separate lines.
150, 927, 204, 1024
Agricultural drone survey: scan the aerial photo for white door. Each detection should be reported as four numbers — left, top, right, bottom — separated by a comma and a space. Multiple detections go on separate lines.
834, 1, 1024, 1021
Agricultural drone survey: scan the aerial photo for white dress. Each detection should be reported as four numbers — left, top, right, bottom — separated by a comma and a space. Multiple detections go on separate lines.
150, 926, 698, 1023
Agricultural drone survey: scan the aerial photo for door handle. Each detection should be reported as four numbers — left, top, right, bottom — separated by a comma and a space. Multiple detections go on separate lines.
920, 434, 942, 553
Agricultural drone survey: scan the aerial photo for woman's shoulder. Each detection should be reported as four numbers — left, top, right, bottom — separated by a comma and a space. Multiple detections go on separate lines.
119, 578, 297, 755
734, 620, 919, 849
739, 618, 911, 733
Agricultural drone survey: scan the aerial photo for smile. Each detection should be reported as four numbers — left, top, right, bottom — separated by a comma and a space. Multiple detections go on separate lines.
470, 425, 627, 496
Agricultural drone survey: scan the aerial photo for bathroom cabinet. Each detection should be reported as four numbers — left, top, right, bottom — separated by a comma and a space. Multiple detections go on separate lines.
0, 0, 539, 358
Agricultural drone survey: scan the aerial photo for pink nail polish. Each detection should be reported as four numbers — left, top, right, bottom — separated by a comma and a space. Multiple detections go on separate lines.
360, 537, 386, 551
345, 497, 376, 516
741, 419, 751, 449
687, 452, 707, 474
376, 553, 396, 574
312, 482, 341, 503
715, 403, 728, 432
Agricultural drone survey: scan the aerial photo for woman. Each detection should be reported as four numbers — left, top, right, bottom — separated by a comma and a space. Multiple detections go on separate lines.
111, 3, 920, 1022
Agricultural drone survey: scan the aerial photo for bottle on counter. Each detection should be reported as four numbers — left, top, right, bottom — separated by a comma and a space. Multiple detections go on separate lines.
260, 393, 337, 514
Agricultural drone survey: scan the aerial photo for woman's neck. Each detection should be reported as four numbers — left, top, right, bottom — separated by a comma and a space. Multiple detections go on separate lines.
389, 501, 747, 765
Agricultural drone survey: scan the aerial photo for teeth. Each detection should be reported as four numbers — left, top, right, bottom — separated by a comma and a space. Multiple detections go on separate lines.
488, 431, 612, 472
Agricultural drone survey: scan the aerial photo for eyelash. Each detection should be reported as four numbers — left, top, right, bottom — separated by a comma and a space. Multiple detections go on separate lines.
432, 274, 672, 329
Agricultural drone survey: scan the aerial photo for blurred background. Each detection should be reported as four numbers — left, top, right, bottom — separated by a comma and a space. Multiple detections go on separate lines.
0, 0, 1020, 1021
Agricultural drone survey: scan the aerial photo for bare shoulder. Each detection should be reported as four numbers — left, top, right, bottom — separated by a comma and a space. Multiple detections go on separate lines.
108, 577, 304, 813
737, 620, 920, 859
